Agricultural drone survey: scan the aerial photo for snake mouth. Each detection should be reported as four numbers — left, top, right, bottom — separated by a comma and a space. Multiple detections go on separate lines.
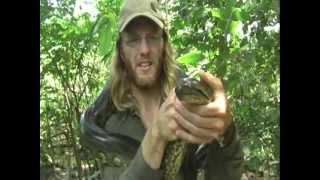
176, 78, 213, 105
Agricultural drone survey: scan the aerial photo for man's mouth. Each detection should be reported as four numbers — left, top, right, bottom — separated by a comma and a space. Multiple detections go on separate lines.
137, 61, 152, 70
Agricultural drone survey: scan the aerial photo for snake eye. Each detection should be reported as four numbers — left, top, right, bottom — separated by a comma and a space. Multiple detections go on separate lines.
176, 77, 213, 104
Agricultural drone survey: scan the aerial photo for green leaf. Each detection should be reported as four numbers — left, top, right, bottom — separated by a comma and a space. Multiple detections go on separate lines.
211, 8, 223, 19
240, 8, 250, 21
108, 13, 116, 29
77, 14, 91, 34
98, 27, 112, 57
97, 15, 114, 57
93, 15, 109, 34
229, 21, 242, 36
232, 8, 242, 21
176, 51, 204, 65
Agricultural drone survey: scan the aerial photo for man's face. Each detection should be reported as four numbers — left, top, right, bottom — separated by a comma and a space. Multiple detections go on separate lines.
120, 17, 164, 89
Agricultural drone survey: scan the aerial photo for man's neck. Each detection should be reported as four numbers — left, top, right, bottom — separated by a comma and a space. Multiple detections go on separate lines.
131, 83, 161, 111
131, 83, 161, 129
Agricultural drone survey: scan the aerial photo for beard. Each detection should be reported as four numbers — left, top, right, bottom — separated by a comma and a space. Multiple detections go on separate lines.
134, 74, 158, 88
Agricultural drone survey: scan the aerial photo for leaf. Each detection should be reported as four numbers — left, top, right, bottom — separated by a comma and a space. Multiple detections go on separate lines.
240, 8, 250, 21
227, 71, 240, 90
77, 14, 91, 34
232, 8, 242, 21
108, 13, 116, 29
98, 27, 112, 57
211, 8, 223, 20
93, 15, 109, 34
97, 15, 113, 57
229, 20, 242, 36
176, 51, 205, 66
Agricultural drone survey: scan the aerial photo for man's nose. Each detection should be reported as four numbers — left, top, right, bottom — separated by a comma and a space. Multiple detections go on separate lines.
139, 38, 150, 56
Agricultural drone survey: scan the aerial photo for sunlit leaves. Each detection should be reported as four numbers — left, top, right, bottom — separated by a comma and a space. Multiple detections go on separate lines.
211, 8, 223, 19
231, 7, 242, 21
40, 0, 115, 177
168, 0, 279, 177
76, 13, 92, 34
95, 15, 114, 57
229, 20, 242, 36
41, 0, 279, 178
177, 50, 204, 66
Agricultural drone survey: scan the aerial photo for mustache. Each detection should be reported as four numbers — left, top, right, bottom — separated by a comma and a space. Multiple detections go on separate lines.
137, 59, 153, 63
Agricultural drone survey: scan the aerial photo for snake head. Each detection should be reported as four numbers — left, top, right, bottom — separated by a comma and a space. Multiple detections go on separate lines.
175, 77, 213, 105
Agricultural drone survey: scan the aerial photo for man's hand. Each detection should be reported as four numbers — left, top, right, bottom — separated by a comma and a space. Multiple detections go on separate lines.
150, 89, 180, 143
172, 72, 232, 144
142, 89, 181, 169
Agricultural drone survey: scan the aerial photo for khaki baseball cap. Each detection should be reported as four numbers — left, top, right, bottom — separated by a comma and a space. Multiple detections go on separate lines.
119, 0, 166, 32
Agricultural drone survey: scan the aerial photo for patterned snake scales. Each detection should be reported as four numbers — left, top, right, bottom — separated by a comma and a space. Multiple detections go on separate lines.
80, 76, 213, 180
162, 77, 213, 180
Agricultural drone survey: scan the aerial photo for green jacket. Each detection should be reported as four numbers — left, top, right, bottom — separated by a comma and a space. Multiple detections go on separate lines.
80, 71, 244, 180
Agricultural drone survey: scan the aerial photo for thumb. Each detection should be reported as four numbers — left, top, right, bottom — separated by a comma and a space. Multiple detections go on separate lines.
169, 88, 176, 101
164, 88, 176, 105
199, 72, 225, 98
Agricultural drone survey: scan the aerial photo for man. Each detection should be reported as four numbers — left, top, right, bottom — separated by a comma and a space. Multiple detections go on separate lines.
80, 0, 243, 179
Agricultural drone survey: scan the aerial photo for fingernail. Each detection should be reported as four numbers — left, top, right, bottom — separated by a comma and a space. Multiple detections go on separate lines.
201, 72, 208, 81
175, 100, 180, 109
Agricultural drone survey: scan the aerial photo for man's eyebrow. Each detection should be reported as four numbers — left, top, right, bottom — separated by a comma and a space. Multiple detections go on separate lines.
123, 31, 139, 38
122, 28, 163, 38
153, 28, 164, 36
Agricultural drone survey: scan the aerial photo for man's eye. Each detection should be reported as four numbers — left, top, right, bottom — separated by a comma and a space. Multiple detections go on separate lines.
127, 38, 139, 43
150, 36, 160, 40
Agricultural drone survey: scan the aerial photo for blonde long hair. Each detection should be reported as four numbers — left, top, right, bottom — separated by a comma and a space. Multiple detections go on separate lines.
110, 32, 178, 111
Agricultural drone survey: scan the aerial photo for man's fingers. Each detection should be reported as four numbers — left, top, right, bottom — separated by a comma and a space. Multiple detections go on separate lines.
182, 98, 227, 117
176, 99, 224, 129
199, 72, 225, 99
167, 88, 176, 102
201, 97, 228, 116
176, 129, 217, 144
174, 111, 216, 139
163, 88, 176, 109
176, 129, 206, 144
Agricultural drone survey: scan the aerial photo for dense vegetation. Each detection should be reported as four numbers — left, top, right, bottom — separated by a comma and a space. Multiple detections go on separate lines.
40, 0, 279, 179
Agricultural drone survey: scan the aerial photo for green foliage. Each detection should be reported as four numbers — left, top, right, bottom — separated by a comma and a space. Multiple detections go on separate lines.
167, 0, 279, 177
40, 0, 122, 179
41, 0, 279, 179
177, 50, 204, 66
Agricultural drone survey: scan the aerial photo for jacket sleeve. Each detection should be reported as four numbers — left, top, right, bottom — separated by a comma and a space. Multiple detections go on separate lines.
100, 146, 163, 180
80, 83, 164, 180
204, 123, 244, 180
117, 146, 163, 180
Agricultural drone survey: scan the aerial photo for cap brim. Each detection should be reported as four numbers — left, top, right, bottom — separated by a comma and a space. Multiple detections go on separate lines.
120, 12, 164, 32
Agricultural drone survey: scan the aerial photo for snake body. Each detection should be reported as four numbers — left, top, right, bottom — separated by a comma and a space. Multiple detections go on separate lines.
162, 77, 213, 180
80, 76, 213, 179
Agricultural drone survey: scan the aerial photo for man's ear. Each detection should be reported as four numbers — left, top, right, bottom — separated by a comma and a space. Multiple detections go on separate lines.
117, 40, 125, 61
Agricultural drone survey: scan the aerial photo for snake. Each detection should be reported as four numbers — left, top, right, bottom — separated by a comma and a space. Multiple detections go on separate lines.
80, 75, 213, 179
162, 76, 213, 180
